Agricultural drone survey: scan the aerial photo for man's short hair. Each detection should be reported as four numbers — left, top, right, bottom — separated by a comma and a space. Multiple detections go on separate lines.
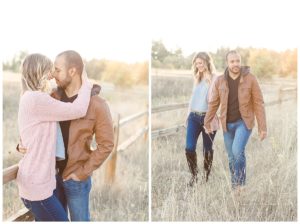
57, 50, 83, 75
225, 50, 240, 61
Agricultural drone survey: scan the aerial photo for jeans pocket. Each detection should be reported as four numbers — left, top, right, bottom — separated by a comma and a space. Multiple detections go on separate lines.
63, 178, 89, 187
63, 178, 91, 196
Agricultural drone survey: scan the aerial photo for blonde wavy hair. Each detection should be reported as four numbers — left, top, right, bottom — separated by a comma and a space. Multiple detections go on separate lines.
192, 52, 216, 85
21, 53, 53, 94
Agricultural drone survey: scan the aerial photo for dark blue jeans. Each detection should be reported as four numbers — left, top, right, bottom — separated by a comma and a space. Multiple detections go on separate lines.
55, 174, 92, 221
21, 190, 69, 221
186, 112, 216, 153
223, 119, 252, 188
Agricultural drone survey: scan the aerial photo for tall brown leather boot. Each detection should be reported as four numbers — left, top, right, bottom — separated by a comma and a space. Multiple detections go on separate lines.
185, 150, 198, 187
204, 150, 214, 182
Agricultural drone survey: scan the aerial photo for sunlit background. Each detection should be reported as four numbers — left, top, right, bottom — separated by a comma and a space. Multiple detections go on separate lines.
151, 0, 299, 55
150, 0, 298, 222
151, 0, 298, 79
1, 1, 150, 220
0, 0, 299, 221
0, 0, 150, 63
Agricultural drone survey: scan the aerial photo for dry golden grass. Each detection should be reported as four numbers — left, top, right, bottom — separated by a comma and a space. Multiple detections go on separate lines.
151, 72, 297, 221
2, 71, 148, 221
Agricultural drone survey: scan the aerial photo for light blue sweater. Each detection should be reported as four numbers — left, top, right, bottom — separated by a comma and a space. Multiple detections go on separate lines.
190, 79, 209, 112
56, 123, 65, 161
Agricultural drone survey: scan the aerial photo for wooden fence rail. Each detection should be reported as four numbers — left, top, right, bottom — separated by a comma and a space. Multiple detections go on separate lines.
119, 111, 148, 127
152, 87, 296, 138
3, 110, 148, 221
152, 124, 185, 139
152, 103, 189, 114
152, 70, 297, 85
3, 164, 18, 185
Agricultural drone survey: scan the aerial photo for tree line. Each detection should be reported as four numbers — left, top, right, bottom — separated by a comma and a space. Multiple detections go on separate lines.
152, 40, 297, 78
3, 51, 148, 87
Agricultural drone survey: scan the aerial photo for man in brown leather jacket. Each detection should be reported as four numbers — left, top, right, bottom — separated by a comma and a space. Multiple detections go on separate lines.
18, 50, 114, 221
52, 50, 114, 221
204, 50, 267, 192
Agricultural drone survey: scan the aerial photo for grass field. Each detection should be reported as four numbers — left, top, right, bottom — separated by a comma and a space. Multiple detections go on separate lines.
2, 71, 149, 221
151, 71, 297, 221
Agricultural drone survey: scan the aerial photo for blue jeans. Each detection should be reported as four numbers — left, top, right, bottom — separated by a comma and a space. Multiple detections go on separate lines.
223, 119, 252, 188
56, 174, 92, 221
21, 190, 69, 221
186, 112, 216, 153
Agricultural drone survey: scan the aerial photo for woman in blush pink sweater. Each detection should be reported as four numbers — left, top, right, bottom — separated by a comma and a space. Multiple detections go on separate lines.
16, 53, 92, 221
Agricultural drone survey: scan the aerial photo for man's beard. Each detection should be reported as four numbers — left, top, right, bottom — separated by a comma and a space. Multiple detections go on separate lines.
229, 66, 241, 75
56, 79, 72, 90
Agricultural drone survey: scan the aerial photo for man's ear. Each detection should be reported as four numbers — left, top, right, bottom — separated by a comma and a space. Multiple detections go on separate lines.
68, 67, 77, 77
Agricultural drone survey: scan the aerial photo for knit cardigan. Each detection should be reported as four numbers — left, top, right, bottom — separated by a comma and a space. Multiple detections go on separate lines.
16, 81, 92, 201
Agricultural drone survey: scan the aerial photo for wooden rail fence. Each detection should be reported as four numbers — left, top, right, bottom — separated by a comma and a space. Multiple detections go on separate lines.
3, 110, 148, 221
152, 87, 296, 138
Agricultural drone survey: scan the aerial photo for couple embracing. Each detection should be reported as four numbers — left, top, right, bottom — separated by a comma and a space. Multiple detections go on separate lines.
16, 50, 114, 221
185, 50, 267, 192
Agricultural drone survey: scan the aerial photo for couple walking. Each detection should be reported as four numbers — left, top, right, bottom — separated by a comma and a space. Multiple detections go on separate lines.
16, 51, 114, 221
185, 50, 267, 191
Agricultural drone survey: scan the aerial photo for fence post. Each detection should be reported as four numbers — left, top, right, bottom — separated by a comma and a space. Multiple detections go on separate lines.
105, 114, 120, 185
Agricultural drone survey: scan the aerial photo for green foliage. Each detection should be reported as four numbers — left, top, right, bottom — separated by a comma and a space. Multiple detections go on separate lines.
3, 52, 148, 88
279, 49, 297, 77
152, 40, 169, 62
86, 60, 148, 87
84, 59, 107, 80
210, 47, 230, 71
248, 49, 279, 78
152, 40, 192, 70
134, 62, 148, 85
3, 51, 28, 73
152, 40, 297, 78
